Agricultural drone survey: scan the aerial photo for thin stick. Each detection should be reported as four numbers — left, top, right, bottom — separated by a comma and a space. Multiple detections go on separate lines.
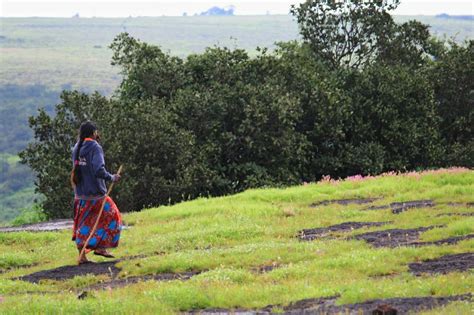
78, 165, 123, 264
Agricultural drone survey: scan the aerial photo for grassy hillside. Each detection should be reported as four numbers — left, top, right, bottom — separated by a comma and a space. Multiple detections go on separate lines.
0, 168, 472, 313
0, 15, 472, 91
0, 15, 300, 91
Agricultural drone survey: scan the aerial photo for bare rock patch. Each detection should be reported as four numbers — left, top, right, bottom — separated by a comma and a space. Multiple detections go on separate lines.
189, 294, 472, 314
310, 198, 379, 207
351, 227, 436, 247
18, 261, 120, 283
87, 271, 200, 290
436, 212, 474, 217
352, 226, 474, 248
364, 200, 435, 214
299, 221, 389, 241
409, 253, 474, 275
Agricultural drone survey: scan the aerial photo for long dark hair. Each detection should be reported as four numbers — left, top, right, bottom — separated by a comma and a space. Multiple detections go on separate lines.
71, 121, 97, 186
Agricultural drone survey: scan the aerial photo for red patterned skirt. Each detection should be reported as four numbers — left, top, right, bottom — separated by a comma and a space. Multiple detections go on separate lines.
72, 196, 122, 250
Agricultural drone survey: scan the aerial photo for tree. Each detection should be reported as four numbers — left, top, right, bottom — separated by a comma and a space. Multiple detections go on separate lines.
110, 33, 185, 101
429, 40, 474, 166
108, 98, 212, 211
291, 0, 431, 69
174, 46, 310, 191
343, 64, 443, 171
111, 34, 310, 192
272, 41, 354, 179
20, 91, 112, 218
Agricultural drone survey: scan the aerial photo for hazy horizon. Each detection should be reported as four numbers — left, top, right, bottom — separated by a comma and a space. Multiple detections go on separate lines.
1, 0, 473, 18
1, 13, 474, 19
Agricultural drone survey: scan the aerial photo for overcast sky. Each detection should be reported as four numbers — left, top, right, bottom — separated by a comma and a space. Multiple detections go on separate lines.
1, 0, 473, 17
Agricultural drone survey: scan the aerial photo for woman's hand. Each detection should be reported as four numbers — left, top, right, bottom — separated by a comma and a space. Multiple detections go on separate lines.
111, 174, 121, 182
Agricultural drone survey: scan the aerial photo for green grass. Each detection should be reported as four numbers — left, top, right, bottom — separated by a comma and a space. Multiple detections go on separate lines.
0, 168, 473, 314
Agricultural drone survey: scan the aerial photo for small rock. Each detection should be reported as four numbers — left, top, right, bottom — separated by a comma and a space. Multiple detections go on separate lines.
283, 208, 296, 217
77, 291, 88, 300
373, 304, 397, 315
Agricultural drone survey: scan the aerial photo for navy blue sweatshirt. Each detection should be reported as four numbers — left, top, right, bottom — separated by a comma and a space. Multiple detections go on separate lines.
72, 139, 113, 198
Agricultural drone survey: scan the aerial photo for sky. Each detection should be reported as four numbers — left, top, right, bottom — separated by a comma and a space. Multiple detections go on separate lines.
1, 0, 473, 17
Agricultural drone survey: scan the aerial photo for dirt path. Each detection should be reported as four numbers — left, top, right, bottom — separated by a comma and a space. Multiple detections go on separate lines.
0, 220, 129, 233
190, 294, 472, 314
0, 220, 73, 233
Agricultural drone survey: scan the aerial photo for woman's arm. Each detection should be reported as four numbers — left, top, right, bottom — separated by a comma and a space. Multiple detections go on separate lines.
91, 144, 114, 181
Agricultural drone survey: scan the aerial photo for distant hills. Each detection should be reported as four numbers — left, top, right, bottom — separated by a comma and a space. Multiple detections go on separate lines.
198, 6, 235, 16
435, 14, 473, 21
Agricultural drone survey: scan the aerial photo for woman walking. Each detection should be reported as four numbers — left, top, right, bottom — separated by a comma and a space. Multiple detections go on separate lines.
71, 121, 122, 264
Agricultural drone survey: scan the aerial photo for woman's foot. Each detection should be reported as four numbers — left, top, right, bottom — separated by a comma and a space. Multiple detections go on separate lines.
94, 249, 115, 258
78, 253, 91, 265
77, 247, 92, 265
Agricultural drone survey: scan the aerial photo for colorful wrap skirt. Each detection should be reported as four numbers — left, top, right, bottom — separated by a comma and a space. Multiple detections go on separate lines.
72, 196, 122, 250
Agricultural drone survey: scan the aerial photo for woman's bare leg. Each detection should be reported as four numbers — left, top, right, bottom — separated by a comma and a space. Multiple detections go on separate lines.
77, 247, 90, 264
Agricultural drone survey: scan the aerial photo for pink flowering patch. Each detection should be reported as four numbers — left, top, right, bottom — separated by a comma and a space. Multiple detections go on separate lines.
346, 174, 364, 181
406, 171, 422, 180
419, 167, 470, 175
320, 175, 338, 185
317, 167, 471, 185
